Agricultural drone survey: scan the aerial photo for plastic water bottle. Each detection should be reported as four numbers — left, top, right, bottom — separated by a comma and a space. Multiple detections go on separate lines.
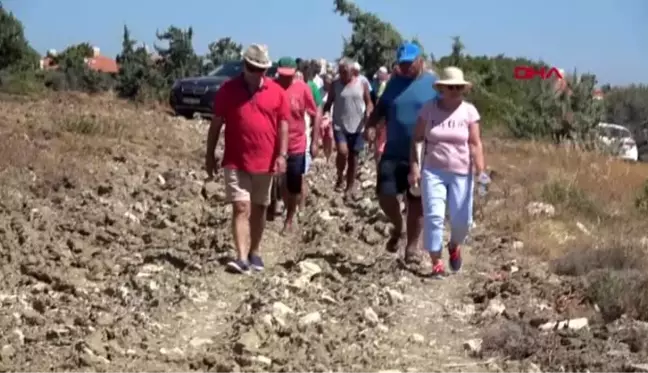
409, 183, 421, 197
478, 183, 487, 197
409, 143, 424, 197
477, 172, 491, 197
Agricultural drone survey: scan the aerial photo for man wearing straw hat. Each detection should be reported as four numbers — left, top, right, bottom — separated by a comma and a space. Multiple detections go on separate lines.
205, 44, 290, 274
364, 41, 438, 263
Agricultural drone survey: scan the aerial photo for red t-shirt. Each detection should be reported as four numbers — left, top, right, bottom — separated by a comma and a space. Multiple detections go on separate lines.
279, 80, 317, 154
213, 76, 290, 173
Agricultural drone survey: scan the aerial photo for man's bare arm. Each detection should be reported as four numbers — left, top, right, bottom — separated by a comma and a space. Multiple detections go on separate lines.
468, 121, 485, 174
207, 116, 224, 157
310, 108, 322, 147
410, 115, 426, 170
362, 83, 373, 117
322, 87, 335, 114
278, 119, 288, 156
365, 105, 385, 129
365, 79, 390, 129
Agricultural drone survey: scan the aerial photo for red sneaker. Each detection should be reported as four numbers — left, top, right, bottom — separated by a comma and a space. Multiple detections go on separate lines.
431, 261, 446, 279
448, 244, 462, 272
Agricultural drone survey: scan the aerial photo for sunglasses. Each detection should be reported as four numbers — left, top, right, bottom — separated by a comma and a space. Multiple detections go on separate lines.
444, 85, 465, 91
244, 62, 267, 74
398, 62, 413, 70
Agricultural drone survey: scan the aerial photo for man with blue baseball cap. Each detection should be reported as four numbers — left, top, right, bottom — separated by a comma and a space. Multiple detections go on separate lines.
364, 41, 438, 263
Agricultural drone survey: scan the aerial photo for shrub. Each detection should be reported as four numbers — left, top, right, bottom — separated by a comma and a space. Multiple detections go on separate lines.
541, 180, 603, 219
0, 69, 46, 95
635, 179, 648, 213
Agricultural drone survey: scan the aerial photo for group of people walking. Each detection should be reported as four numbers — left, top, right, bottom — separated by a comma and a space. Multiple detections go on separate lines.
205, 41, 488, 277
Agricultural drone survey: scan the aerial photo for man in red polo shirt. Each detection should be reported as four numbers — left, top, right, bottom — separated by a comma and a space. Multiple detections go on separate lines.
275, 57, 321, 234
205, 44, 289, 274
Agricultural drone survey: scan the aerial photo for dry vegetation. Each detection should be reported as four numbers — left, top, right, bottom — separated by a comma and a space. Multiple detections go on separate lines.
473, 138, 648, 371
482, 137, 648, 317
484, 137, 648, 256
0, 91, 197, 200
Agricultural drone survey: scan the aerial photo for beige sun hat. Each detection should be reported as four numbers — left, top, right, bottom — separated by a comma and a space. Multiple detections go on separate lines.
242, 44, 272, 69
435, 66, 471, 86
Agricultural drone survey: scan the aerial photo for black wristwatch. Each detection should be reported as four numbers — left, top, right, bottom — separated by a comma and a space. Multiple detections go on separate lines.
280, 153, 288, 159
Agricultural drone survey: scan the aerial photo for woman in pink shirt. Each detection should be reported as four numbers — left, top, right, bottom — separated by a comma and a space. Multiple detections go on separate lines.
408, 67, 486, 277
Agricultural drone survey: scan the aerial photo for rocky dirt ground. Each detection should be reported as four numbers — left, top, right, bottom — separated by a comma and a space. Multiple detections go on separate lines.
2, 93, 648, 372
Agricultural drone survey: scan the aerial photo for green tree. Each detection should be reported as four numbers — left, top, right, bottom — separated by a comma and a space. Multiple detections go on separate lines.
431, 35, 603, 138
334, 0, 403, 76
440, 36, 465, 67
116, 25, 167, 101
505, 72, 603, 141
604, 84, 648, 132
205, 37, 242, 71
155, 26, 201, 84
411, 37, 427, 61
602, 84, 648, 157
115, 25, 139, 98
0, 4, 39, 71
117, 25, 136, 61
42, 42, 113, 94
436, 39, 528, 129
568, 73, 605, 141
53, 43, 94, 69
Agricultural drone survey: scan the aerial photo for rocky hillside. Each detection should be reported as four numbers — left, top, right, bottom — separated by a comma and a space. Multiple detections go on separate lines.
1, 93, 648, 372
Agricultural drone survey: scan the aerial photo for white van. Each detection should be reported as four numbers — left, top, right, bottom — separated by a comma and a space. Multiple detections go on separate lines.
597, 122, 639, 161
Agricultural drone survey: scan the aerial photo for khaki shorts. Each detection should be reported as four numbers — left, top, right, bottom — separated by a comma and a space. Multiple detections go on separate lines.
224, 168, 274, 206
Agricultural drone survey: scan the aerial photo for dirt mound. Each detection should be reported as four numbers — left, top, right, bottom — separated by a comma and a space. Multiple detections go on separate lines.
0, 93, 209, 371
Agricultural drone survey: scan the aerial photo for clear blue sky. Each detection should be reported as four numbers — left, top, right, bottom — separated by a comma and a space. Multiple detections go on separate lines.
5, 0, 647, 85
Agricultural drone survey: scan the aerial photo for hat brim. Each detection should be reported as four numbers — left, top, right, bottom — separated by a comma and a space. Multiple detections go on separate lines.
244, 57, 272, 69
397, 54, 417, 63
435, 79, 472, 87
277, 67, 296, 76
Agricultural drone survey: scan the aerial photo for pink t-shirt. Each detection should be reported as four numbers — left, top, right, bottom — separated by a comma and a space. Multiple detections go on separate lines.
418, 100, 480, 175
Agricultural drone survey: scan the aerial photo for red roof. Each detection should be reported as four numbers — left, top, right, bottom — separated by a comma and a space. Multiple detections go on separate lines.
39, 54, 119, 74
41, 57, 57, 70
86, 55, 119, 73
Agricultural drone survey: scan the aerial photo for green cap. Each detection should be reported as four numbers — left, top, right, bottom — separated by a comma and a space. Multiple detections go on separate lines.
277, 57, 297, 68
277, 56, 297, 75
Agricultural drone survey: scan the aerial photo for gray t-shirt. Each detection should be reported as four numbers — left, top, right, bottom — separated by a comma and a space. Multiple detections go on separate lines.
332, 78, 365, 134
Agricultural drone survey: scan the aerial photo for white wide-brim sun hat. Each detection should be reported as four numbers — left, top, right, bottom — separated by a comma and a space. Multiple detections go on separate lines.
435, 66, 472, 87
242, 44, 273, 69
